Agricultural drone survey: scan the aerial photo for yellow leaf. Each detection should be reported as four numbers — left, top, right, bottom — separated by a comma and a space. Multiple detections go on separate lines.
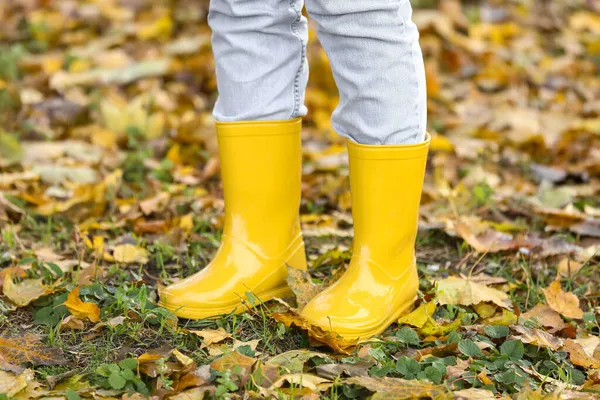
397, 302, 436, 328
112, 244, 149, 264
563, 337, 600, 369
472, 302, 497, 319
137, 14, 173, 41
429, 135, 454, 153
63, 287, 101, 323
344, 376, 452, 400
484, 309, 518, 326
189, 328, 232, 347
173, 349, 194, 367
541, 278, 583, 319
269, 373, 331, 391
3, 272, 49, 307
0, 369, 35, 397
435, 277, 512, 309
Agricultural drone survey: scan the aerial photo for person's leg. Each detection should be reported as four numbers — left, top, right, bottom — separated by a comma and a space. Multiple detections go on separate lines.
301, 0, 430, 339
209, 0, 308, 121
305, 0, 426, 144
160, 0, 309, 319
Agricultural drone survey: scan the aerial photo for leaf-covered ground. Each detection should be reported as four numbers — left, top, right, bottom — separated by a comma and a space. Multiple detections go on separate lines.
1, 0, 600, 399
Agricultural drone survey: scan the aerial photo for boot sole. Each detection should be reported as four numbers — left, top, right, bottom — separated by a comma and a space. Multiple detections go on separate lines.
320, 296, 417, 341
158, 284, 294, 320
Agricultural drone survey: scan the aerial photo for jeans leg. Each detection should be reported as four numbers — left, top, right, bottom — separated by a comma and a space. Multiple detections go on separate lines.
306, 0, 426, 144
209, 0, 308, 122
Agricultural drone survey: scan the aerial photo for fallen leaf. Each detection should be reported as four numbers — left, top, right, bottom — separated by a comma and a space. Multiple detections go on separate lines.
63, 287, 101, 323
454, 221, 538, 253
50, 59, 172, 89
542, 278, 584, 319
0, 334, 66, 367
435, 277, 512, 309
344, 376, 452, 400
3, 272, 49, 307
210, 351, 256, 387
272, 312, 358, 354
111, 244, 149, 264
0, 369, 35, 397
315, 363, 370, 380
60, 315, 86, 330
286, 265, 323, 310
139, 192, 170, 215
521, 304, 566, 331
269, 373, 332, 391
267, 350, 333, 374
452, 388, 495, 399
563, 337, 600, 368
397, 302, 436, 328
189, 328, 232, 347
511, 325, 564, 351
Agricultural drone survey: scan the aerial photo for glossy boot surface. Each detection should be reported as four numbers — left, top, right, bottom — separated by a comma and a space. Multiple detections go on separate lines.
300, 135, 430, 339
159, 119, 307, 319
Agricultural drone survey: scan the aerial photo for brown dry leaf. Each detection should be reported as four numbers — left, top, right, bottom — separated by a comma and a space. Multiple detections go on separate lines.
60, 315, 86, 331
344, 376, 452, 400
189, 328, 232, 347
541, 278, 584, 319
63, 287, 101, 323
0, 334, 66, 367
3, 271, 50, 307
511, 325, 564, 351
435, 276, 512, 309
521, 304, 566, 332
286, 265, 323, 310
210, 351, 257, 387
454, 221, 538, 253
139, 192, 170, 215
563, 337, 600, 369
272, 312, 358, 354
111, 244, 149, 264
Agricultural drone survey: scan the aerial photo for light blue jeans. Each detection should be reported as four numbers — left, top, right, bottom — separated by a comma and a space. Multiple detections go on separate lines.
208, 0, 426, 145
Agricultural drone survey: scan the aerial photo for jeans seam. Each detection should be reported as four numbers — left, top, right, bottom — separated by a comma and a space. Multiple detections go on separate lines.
289, 1, 304, 119
409, 41, 422, 143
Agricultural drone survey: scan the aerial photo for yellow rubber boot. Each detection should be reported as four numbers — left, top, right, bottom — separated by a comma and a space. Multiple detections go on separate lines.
159, 119, 307, 319
301, 134, 430, 339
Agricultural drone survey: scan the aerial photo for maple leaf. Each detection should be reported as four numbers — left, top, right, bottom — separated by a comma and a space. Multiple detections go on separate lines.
541, 277, 584, 319
63, 287, 101, 323
435, 277, 512, 309
0, 334, 66, 367
188, 328, 232, 348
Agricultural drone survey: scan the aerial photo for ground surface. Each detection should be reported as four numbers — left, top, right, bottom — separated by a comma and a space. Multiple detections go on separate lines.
0, 0, 600, 399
